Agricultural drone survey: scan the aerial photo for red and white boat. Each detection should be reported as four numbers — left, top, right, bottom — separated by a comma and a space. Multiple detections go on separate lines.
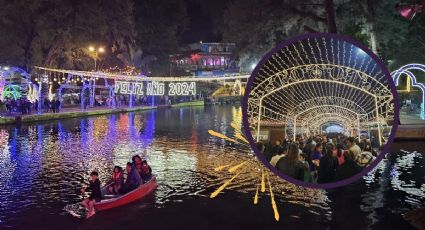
94, 176, 157, 211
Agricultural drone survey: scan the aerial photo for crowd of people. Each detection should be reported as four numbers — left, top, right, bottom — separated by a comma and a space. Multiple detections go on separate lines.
80, 155, 152, 218
43, 98, 61, 113
0, 97, 62, 115
257, 135, 380, 184
1, 98, 37, 115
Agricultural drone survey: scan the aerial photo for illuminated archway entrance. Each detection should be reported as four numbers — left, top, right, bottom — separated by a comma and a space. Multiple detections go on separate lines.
391, 63, 425, 119
246, 36, 396, 146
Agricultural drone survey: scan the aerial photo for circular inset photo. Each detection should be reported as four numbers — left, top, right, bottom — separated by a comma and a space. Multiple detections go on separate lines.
242, 33, 399, 189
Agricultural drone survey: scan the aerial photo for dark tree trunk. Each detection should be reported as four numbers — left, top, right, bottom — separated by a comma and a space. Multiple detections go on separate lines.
42, 36, 63, 67
22, 26, 36, 72
366, 0, 378, 54
324, 0, 337, 33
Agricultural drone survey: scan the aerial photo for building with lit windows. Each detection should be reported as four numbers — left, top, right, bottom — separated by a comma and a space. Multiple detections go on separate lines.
169, 42, 240, 77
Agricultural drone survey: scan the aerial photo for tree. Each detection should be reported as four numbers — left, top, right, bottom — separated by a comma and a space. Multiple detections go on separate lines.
0, 0, 137, 71
222, 0, 412, 69
133, 0, 188, 75
336, 0, 410, 61
221, 0, 334, 71
389, 13, 425, 70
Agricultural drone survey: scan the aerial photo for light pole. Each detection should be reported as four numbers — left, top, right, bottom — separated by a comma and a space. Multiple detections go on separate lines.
88, 46, 105, 71
87, 46, 105, 107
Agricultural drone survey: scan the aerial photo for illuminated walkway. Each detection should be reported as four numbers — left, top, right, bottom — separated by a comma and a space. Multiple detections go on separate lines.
246, 35, 396, 145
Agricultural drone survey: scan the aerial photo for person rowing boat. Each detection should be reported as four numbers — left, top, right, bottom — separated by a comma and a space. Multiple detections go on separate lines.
75, 157, 156, 218
80, 171, 101, 218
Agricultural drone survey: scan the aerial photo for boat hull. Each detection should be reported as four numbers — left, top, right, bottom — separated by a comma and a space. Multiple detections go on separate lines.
94, 177, 157, 211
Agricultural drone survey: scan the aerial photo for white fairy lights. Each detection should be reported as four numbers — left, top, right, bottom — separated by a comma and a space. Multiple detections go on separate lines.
247, 36, 395, 144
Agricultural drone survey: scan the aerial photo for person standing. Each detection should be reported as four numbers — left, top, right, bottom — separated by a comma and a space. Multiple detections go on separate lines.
276, 144, 304, 181
318, 144, 339, 183
310, 143, 323, 183
346, 137, 361, 159
333, 143, 345, 165
335, 151, 362, 181
270, 140, 283, 159
270, 150, 285, 167
44, 98, 49, 113
299, 153, 312, 183
34, 99, 38, 113
55, 99, 61, 113
26, 100, 32, 114
302, 138, 315, 170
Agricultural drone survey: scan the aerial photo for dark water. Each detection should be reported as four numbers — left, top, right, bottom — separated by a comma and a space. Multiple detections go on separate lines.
0, 106, 423, 230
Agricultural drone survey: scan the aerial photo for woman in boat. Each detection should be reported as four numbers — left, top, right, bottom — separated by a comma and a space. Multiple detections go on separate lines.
81, 171, 102, 218
140, 160, 152, 183
120, 162, 142, 194
107, 166, 124, 194
132, 155, 144, 175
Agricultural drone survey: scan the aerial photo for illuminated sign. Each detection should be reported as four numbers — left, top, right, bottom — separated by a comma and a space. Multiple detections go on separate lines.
147, 81, 165, 95
168, 82, 196, 96
115, 81, 144, 95
114, 81, 196, 96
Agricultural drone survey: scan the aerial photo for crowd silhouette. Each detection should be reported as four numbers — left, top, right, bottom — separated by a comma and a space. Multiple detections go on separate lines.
257, 134, 381, 183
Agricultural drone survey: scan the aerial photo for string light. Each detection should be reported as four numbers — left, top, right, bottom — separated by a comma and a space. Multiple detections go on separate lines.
33, 66, 249, 82
248, 35, 395, 144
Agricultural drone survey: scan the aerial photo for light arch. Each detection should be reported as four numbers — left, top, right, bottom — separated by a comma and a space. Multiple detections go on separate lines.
247, 36, 395, 145
391, 63, 425, 117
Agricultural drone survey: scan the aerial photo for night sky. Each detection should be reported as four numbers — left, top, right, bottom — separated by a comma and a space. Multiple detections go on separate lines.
180, 0, 230, 44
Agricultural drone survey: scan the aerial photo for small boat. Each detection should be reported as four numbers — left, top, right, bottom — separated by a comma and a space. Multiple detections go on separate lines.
94, 176, 157, 211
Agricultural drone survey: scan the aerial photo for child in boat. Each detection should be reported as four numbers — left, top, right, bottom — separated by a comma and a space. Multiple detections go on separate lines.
120, 162, 142, 194
81, 171, 102, 218
140, 160, 152, 183
107, 166, 124, 194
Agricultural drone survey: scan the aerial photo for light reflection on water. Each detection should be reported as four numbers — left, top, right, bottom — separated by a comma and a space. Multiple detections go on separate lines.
1, 106, 318, 226
0, 106, 423, 229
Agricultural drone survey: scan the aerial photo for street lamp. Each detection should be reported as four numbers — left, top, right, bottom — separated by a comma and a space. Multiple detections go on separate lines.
87, 46, 105, 71
87, 45, 105, 108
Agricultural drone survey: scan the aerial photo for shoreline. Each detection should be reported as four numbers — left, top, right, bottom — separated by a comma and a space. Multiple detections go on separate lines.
394, 124, 425, 140
0, 100, 205, 125
1, 100, 424, 140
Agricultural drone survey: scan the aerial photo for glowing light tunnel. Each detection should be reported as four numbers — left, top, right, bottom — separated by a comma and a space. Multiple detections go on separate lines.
247, 35, 396, 144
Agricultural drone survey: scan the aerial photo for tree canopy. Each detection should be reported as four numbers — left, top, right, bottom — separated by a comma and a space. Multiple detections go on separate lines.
0, 0, 422, 75
0, 0, 137, 71
221, 0, 420, 71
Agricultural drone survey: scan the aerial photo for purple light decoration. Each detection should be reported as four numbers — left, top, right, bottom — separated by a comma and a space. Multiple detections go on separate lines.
107, 114, 117, 139
81, 79, 92, 111
35, 84, 42, 115
139, 111, 155, 149
391, 63, 425, 118
37, 124, 43, 146
58, 74, 116, 111
128, 112, 137, 138
80, 118, 89, 149
57, 121, 66, 144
